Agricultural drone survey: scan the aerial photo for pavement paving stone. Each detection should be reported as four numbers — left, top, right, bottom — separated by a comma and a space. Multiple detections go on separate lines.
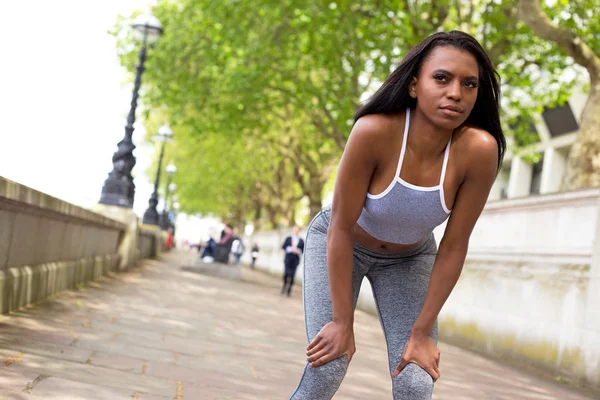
88, 351, 146, 374
0, 323, 76, 346
0, 251, 596, 399
29, 376, 134, 400
0, 367, 39, 393
1, 354, 176, 398
73, 337, 176, 364
0, 388, 40, 399
0, 334, 92, 363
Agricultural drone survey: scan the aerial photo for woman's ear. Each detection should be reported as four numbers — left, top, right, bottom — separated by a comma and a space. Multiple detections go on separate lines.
409, 77, 417, 98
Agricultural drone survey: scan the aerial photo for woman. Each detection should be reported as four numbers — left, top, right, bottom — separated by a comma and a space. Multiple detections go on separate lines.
251, 243, 260, 268
290, 31, 505, 399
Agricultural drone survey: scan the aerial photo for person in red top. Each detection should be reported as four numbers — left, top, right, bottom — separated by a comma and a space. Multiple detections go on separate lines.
165, 227, 174, 250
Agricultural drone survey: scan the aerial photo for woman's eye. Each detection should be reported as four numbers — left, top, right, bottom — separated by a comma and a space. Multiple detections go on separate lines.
433, 74, 448, 82
464, 81, 479, 88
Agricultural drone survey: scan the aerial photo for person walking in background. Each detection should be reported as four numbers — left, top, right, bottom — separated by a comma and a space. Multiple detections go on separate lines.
281, 226, 304, 297
165, 227, 174, 250
251, 243, 260, 269
231, 237, 245, 265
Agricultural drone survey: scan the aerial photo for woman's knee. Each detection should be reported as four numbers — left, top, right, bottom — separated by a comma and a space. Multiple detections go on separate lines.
392, 363, 434, 400
290, 356, 348, 400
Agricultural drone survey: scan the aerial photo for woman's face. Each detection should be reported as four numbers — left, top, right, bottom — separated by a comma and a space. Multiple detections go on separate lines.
410, 45, 480, 130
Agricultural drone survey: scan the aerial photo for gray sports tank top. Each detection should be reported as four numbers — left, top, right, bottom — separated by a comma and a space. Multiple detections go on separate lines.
356, 108, 452, 245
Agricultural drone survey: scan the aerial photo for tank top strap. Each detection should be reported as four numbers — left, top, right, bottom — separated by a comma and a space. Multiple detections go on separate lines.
396, 108, 411, 176
439, 135, 452, 186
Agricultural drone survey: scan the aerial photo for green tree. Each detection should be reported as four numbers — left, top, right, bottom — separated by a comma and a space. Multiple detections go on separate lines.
518, 0, 600, 190
116, 0, 589, 225
166, 123, 303, 230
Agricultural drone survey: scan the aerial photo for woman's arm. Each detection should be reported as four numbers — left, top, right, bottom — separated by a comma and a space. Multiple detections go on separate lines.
412, 131, 498, 336
395, 129, 499, 378
328, 119, 379, 324
306, 116, 380, 367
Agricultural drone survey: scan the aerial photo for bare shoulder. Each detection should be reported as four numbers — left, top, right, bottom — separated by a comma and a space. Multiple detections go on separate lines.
455, 125, 498, 166
351, 113, 401, 143
342, 113, 402, 170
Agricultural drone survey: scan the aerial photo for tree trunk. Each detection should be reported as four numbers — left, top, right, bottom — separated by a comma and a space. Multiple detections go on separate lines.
252, 201, 262, 232
561, 79, 600, 190
307, 177, 324, 221
289, 206, 297, 228
230, 207, 246, 236
518, 0, 600, 191
265, 206, 278, 230
293, 161, 325, 222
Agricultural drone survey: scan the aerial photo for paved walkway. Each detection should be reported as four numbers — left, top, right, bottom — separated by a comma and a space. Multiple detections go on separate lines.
0, 251, 596, 399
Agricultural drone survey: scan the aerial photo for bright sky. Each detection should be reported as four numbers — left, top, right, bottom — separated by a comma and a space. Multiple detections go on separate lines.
0, 0, 156, 217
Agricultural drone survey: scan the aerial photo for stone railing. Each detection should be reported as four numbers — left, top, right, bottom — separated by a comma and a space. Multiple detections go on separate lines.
248, 188, 600, 389
138, 225, 166, 260
435, 188, 600, 389
0, 176, 163, 314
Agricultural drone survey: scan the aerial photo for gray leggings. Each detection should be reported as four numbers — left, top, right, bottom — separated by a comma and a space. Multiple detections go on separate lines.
290, 206, 438, 399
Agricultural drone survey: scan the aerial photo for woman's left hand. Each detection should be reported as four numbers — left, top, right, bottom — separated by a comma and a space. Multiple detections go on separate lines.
394, 331, 441, 381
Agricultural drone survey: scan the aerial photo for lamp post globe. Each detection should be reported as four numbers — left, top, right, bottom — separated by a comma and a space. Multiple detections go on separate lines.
165, 163, 177, 175
99, 13, 163, 208
132, 14, 163, 44
157, 125, 173, 141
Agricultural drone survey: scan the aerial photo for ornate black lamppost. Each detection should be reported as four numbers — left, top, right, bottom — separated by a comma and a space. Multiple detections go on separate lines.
160, 175, 177, 230
99, 14, 163, 208
142, 126, 173, 225
170, 196, 180, 235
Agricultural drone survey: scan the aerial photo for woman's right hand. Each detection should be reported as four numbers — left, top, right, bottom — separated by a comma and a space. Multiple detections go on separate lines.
306, 321, 355, 368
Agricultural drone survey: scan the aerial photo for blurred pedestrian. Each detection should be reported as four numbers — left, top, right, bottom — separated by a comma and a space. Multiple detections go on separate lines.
218, 224, 234, 245
165, 227, 174, 250
201, 237, 216, 260
250, 243, 260, 269
231, 237, 245, 265
281, 225, 304, 297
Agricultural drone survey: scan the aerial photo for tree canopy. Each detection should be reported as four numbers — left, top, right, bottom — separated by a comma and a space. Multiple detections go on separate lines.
115, 0, 593, 227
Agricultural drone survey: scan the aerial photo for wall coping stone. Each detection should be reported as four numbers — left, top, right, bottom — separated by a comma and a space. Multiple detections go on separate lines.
0, 176, 125, 231
485, 187, 600, 212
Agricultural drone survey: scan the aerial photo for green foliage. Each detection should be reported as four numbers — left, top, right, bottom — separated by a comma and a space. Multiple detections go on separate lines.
543, 0, 600, 52
113, 0, 592, 222
521, 151, 543, 165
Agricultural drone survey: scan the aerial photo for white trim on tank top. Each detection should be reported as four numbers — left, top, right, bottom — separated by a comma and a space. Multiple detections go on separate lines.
366, 108, 452, 213
438, 134, 452, 213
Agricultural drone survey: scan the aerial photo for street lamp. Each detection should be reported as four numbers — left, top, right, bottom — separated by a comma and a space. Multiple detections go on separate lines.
167, 195, 180, 236
142, 126, 173, 225
99, 13, 163, 208
160, 167, 177, 230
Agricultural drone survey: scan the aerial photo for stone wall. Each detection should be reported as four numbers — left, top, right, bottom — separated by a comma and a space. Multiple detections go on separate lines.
248, 188, 600, 389
436, 189, 600, 389
0, 176, 162, 314
138, 226, 167, 260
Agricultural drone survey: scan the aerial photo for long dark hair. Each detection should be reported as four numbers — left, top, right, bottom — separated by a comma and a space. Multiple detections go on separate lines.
355, 31, 506, 171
